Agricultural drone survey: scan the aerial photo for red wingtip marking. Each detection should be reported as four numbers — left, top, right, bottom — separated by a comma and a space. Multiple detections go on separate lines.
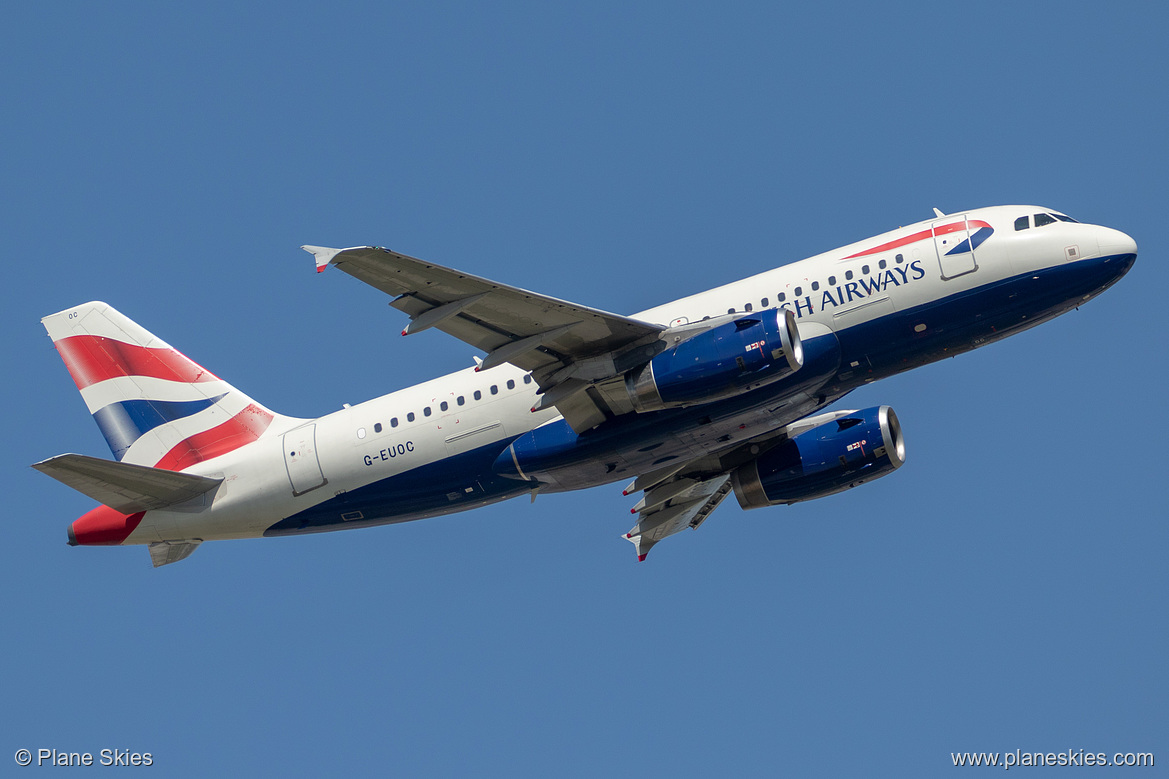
401, 329, 408, 337
474, 366, 480, 372
316, 265, 326, 273
625, 533, 632, 538
637, 554, 647, 562
630, 508, 637, 514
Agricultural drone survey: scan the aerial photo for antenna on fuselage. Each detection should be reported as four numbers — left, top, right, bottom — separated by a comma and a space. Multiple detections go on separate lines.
933, 207, 945, 218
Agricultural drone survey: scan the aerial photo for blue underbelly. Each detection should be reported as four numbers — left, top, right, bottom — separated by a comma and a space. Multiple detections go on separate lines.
264, 438, 528, 537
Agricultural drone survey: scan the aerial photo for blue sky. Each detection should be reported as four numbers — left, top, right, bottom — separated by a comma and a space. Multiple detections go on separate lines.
3, 2, 1165, 775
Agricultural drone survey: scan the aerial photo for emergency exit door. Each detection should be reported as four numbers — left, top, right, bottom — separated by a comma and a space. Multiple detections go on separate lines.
283, 424, 327, 496
932, 216, 979, 280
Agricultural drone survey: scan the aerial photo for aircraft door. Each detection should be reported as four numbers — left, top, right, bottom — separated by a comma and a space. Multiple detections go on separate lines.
932, 216, 979, 280
283, 424, 327, 496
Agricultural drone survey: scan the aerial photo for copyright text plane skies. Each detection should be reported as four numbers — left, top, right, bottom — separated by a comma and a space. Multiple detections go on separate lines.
34, 206, 1136, 565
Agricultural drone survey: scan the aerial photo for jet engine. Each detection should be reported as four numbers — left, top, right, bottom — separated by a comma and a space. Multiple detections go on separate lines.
731, 405, 905, 508
624, 308, 803, 413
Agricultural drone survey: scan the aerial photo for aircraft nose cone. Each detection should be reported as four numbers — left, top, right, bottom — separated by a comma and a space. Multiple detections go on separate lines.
1097, 227, 1138, 260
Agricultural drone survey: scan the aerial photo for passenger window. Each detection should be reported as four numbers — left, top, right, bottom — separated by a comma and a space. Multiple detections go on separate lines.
523, 375, 532, 384
761, 297, 768, 307
727, 308, 735, 314
357, 428, 366, 439
1034, 213, 1056, 227
507, 379, 515, 390
794, 287, 802, 296
744, 303, 753, 312
423, 407, 432, 417
391, 417, 399, 428
374, 423, 382, 433
778, 292, 786, 302
407, 412, 415, 422
879, 260, 886, 270
457, 396, 465, 406
862, 265, 870, 275
845, 270, 853, 280
828, 276, 835, 286
440, 401, 448, 411
1014, 215, 1030, 231
490, 385, 499, 395
474, 390, 482, 401
895, 254, 904, 264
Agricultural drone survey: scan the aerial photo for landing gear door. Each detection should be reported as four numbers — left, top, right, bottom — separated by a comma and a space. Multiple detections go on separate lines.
283, 424, 327, 496
932, 215, 979, 280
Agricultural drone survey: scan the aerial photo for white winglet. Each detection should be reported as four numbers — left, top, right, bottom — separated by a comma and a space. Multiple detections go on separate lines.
301, 245, 344, 273
932, 207, 945, 218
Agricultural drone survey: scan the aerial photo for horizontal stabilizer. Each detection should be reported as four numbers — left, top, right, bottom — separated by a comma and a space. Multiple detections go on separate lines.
32, 454, 222, 513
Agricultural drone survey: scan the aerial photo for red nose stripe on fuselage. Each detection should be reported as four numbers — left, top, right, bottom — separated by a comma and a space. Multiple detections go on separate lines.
841, 220, 991, 260
53, 335, 218, 391
70, 505, 145, 546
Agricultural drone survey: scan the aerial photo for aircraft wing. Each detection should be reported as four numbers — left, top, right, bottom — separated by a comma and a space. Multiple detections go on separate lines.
305, 245, 667, 432
624, 473, 735, 561
620, 409, 860, 559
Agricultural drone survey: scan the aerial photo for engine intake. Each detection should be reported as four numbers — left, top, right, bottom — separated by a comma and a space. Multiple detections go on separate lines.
625, 308, 803, 413
732, 405, 905, 509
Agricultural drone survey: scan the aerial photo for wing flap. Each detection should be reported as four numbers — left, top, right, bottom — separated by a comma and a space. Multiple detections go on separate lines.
33, 454, 222, 513
625, 474, 734, 561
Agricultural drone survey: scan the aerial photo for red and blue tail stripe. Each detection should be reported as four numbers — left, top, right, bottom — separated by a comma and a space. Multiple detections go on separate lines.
53, 334, 218, 390
93, 393, 228, 461
43, 302, 281, 471
153, 403, 275, 472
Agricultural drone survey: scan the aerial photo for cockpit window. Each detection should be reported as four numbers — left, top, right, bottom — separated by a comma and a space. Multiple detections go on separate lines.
1052, 213, 1079, 223
1034, 213, 1056, 227
1014, 216, 1030, 231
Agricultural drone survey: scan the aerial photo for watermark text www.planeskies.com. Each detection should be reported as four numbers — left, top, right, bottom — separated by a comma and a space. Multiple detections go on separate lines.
952, 749, 1153, 769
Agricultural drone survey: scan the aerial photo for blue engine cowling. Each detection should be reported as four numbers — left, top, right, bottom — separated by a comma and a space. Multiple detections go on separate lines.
625, 308, 803, 412
731, 405, 905, 508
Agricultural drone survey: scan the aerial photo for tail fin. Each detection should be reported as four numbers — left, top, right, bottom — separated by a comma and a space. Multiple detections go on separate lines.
42, 302, 290, 469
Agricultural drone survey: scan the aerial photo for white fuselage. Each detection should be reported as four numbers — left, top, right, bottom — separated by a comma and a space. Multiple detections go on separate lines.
122, 205, 1136, 544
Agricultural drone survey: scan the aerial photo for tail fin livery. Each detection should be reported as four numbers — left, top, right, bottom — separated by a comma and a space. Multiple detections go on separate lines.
42, 302, 290, 469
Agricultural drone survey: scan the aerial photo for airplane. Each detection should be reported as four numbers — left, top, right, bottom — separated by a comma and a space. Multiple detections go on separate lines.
33, 205, 1136, 566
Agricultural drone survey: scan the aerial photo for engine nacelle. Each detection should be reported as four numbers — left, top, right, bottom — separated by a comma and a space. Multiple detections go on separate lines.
731, 405, 905, 509
625, 308, 803, 413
